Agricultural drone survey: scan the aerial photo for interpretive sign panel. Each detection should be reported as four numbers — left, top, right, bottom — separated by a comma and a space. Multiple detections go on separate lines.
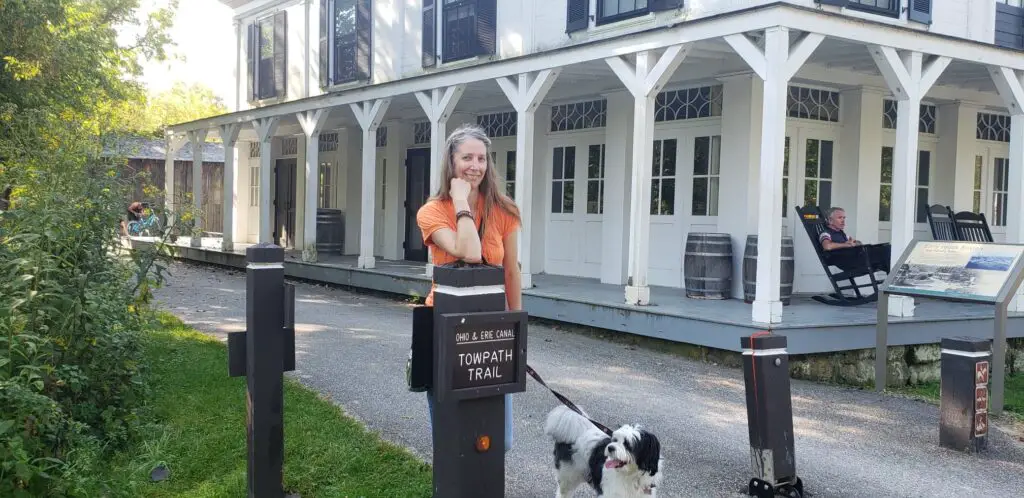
884, 241, 1024, 303
434, 310, 528, 402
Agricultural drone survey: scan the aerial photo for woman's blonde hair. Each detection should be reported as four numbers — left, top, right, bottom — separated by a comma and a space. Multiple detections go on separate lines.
432, 123, 521, 226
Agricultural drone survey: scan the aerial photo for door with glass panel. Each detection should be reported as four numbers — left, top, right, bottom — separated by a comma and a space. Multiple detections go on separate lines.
973, 144, 1011, 241
544, 138, 606, 279
784, 127, 839, 293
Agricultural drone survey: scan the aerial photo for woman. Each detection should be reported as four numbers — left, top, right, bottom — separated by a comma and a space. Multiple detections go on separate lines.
416, 123, 522, 451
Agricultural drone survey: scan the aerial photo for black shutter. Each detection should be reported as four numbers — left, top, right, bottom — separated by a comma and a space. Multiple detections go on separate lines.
356, 0, 372, 81
476, 0, 496, 57
319, 0, 329, 88
566, 0, 588, 33
908, 0, 931, 24
995, 3, 1024, 50
273, 11, 287, 98
650, 0, 683, 11
246, 23, 255, 101
422, 0, 436, 67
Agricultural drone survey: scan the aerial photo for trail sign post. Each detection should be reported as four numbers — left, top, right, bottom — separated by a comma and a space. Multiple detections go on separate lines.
875, 239, 1024, 416
938, 337, 991, 453
410, 262, 527, 498
227, 243, 297, 498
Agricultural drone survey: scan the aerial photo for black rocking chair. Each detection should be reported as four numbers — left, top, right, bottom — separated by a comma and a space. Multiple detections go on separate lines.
796, 205, 889, 306
952, 210, 994, 242
925, 204, 958, 241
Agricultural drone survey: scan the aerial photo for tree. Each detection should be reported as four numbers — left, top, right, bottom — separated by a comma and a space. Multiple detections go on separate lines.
124, 81, 230, 138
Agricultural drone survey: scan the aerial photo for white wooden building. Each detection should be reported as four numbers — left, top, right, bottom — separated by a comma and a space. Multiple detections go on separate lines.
165, 0, 1024, 326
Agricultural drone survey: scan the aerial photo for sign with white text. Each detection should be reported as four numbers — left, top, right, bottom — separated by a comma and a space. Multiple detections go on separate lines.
451, 323, 518, 390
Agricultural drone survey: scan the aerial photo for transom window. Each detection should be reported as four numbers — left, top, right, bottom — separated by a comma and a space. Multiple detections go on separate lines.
551, 147, 575, 214
651, 139, 676, 216
587, 145, 605, 214
977, 113, 1011, 142
787, 86, 840, 123
882, 100, 937, 134
691, 136, 721, 217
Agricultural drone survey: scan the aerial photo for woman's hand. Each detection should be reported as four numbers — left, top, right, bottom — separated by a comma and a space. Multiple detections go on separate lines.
450, 177, 471, 202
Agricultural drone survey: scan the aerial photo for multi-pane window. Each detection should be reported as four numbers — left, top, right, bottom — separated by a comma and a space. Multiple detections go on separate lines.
318, 162, 334, 208
847, 0, 899, 17
599, 0, 648, 22
691, 136, 721, 216
249, 165, 260, 207
977, 113, 1012, 142
650, 139, 676, 215
320, 0, 371, 86
551, 147, 575, 214
587, 145, 605, 214
787, 86, 840, 123
993, 158, 1009, 226
550, 99, 607, 132
654, 85, 723, 122
505, 151, 516, 199
881, 100, 937, 134
803, 139, 833, 209
782, 136, 790, 218
878, 147, 930, 223
247, 12, 285, 101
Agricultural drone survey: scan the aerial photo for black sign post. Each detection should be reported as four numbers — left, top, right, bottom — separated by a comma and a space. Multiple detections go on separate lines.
741, 333, 804, 498
227, 243, 297, 498
423, 263, 527, 498
939, 336, 991, 453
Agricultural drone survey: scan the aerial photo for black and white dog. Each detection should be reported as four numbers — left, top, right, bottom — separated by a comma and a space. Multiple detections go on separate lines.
544, 405, 663, 497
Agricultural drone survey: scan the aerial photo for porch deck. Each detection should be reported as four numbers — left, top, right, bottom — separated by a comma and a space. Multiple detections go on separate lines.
134, 236, 1024, 355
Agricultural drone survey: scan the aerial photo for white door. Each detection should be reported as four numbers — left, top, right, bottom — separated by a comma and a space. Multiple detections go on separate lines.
972, 144, 1011, 241
543, 135, 606, 279
648, 132, 683, 287
784, 126, 839, 293
246, 155, 260, 243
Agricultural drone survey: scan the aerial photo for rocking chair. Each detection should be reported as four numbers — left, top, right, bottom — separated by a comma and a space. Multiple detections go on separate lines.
795, 205, 889, 306
925, 204, 958, 241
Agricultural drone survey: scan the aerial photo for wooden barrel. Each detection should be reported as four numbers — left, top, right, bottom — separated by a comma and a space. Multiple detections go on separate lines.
742, 235, 795, 305
316, 208, 345, 254
683, 232, 733, 300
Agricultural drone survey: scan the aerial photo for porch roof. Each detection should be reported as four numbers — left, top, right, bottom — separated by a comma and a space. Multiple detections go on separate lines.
168, 2, 1024, 139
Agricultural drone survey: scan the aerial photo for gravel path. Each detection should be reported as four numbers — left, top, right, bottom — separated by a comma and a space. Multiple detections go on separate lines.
153, 260, 1024, 497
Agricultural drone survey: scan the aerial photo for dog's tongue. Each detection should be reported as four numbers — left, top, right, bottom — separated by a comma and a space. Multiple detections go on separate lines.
604, 459, 623, 469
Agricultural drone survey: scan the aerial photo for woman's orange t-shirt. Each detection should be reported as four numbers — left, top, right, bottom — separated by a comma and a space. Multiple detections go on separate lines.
416, 196, 520, 306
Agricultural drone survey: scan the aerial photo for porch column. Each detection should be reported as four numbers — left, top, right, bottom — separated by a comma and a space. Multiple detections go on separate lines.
870, 46, 951, 317
606, 44, 691, 305
188, 129, 209, 247
496, 69, 561, 289
218, 124, 241, 252
296, 109, 332, 262
252, 117, 280, 244
351, 99, 391, 269
989, 66, 1024, 311
726, 27, 824, 324
415, 85, 465, 275
163, 133, 187, 232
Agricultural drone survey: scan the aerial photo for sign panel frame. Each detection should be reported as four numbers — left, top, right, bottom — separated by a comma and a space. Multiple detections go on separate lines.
433, 310, 528, 403
875, 239, 1024, 417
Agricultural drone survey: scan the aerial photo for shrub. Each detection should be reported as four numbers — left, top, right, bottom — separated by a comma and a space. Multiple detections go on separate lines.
0, 107, 177, 495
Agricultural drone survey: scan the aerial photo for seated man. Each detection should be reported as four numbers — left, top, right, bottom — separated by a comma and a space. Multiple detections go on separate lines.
818, 207, 890, 272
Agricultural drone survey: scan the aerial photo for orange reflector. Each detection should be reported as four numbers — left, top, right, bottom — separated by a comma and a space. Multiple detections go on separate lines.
475, 435, 491, 452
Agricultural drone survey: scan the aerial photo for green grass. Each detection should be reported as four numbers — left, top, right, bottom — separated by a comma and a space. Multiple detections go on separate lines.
893, 372, 1024, 421
92, 313, 432, 498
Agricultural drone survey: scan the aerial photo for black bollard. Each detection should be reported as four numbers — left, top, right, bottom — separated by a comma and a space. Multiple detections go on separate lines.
939, 336, 991, 453
424, 263, 527, 498
226, 243, 297, 498
741, 333, 804, 498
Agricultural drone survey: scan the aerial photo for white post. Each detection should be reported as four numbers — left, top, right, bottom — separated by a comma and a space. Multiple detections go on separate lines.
869, 46, 951, 317
726, 27, 824, 324
606, 44, 691, 305
989, 66, 1024, 311
219, 124, 241, 252
252, 117, 280, 244
351, 99, 392, 269
163, 133, 187, 235
496, 69, 561, 289
415, 85, 465, 275
188, 129, 209, 247
296, 109, 332, 262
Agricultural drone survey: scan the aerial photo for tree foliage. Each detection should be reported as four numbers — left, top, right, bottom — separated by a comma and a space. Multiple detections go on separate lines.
120, 81, 229, 138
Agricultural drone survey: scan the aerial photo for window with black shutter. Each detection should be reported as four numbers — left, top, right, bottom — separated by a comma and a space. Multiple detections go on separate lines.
995, 1, 1024, 50
596, 0, 681, 26
441, 0, 496, 63
246, 11, 287, 102
319, 0, 372, 87
813, 0, 902, 20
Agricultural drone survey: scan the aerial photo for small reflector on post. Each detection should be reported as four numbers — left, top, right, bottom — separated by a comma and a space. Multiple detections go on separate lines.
475, 435, 491, 452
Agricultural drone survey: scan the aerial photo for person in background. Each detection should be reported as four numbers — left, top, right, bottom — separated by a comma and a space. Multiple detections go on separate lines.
415, 123, 523, 452
819, 206, 890, 272
121, 201, 144, 236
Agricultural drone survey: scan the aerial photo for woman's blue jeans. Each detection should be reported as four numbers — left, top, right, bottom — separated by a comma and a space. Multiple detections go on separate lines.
426, 390, 513, 453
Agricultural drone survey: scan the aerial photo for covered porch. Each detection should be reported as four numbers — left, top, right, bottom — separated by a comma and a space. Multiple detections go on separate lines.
163, 4, 1024, 327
